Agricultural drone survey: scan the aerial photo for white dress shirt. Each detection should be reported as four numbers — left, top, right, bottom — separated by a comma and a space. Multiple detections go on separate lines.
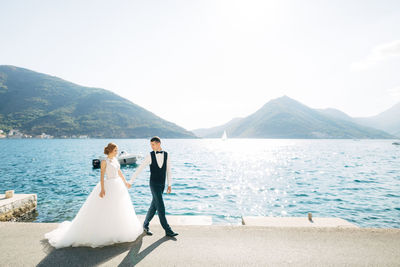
129, 151, 172, 186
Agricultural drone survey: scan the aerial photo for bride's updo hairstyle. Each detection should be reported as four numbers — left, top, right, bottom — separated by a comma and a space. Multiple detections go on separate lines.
104, 142, 117, 155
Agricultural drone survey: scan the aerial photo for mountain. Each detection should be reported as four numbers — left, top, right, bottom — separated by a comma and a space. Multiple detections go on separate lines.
316, 108, 353, 122
0, 65, 196, 138
354, 103, 400, 137
194, 96, 395, 139
315, 103, 400, 138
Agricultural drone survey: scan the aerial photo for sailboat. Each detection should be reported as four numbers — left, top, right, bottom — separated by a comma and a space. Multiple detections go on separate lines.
221, 130, 227, 141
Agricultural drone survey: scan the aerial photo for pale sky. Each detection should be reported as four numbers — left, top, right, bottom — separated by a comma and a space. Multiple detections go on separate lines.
1, 0, 399, 130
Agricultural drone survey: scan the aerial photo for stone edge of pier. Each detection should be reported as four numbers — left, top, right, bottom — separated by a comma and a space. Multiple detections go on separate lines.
241, 216, 359, 228
0, 193, 37, 221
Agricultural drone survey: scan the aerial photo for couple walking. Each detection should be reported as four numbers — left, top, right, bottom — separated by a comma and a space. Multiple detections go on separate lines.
45, 136, 178, 249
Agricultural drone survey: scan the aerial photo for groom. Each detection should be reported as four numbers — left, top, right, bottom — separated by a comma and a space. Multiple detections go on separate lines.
129, 136, 178, 237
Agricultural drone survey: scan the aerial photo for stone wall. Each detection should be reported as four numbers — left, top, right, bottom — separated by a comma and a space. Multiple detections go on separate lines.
0, 194, 37, 222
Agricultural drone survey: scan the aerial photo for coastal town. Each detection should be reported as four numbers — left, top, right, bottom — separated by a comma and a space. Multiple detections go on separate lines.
0, 129, 88, 139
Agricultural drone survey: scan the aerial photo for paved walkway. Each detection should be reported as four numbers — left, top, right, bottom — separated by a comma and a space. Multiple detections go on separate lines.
1, 222, 399, 266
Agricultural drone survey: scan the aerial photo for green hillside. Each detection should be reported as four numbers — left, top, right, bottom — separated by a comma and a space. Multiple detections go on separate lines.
193, 96, 394, 139
0, 65, 195, 138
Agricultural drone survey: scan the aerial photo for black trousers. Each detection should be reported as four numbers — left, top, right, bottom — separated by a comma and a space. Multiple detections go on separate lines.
143, 182, 171, 232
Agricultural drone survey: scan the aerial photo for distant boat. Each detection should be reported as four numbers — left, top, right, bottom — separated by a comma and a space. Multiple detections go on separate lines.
92, 150, 139, 168
221, 130, 227, 141
392, 142, 400, 145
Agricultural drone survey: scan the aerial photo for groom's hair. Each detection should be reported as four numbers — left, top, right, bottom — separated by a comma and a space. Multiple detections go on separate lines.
150, 136, 161, 143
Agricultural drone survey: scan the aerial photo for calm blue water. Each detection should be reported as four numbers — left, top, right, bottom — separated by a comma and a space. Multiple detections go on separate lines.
0, 139, 399, 228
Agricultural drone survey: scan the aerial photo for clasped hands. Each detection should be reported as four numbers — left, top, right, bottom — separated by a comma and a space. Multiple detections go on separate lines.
124, 180, 172, 193
100, 180, 170, 198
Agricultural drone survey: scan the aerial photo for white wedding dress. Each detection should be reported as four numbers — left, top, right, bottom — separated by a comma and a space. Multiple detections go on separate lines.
44, 157, 143, 249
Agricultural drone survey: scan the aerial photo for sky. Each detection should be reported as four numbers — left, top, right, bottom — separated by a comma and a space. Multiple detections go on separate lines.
1, 0, 399, 130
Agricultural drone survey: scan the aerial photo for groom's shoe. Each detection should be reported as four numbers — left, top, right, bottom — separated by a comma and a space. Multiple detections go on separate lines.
165, 230, 179, 237
143, 228, 153, 236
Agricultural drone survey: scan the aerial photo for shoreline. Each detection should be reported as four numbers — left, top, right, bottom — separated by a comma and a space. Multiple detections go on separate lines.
1, 194, 398, 228
9, 219, 400, 229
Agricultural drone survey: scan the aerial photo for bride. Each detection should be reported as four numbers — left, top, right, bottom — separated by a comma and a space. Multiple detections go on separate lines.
44, 142, 143, 249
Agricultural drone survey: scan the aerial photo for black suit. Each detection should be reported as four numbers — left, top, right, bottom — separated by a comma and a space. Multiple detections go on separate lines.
143, 151, 172, 232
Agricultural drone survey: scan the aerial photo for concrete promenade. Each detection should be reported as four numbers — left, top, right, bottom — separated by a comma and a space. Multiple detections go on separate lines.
1, 218, 399, 267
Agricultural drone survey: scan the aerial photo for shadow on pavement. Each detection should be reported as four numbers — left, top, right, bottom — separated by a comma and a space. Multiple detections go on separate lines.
118, 236, 177, 266
37, 233, 176, 267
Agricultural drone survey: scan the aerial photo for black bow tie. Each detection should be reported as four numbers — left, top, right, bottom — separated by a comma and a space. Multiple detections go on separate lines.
156, 151, 163, 154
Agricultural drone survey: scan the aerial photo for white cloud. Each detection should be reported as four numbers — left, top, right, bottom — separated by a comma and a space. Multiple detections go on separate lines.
351, 40, 400, 71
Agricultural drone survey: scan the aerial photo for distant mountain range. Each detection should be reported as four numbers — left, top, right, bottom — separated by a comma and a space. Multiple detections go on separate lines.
355, 104, 400, 137
318, 104, 400, 137
193, 96, 398, 139
1, 65, 398, 139
0, 65, 196, 138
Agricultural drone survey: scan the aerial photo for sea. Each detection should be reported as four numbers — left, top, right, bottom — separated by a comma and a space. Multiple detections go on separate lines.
1, 138, 399, 228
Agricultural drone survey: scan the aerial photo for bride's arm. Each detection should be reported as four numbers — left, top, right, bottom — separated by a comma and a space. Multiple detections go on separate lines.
99, 160, 106, 198
118, 169, 131, 188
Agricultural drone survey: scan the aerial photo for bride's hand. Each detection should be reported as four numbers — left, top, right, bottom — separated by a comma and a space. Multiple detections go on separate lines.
125, 182, 132, 189
99, 189, 105, 198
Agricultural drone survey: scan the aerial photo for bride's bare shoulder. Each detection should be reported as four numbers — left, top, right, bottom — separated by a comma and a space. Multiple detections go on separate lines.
100, 160, 106, 168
